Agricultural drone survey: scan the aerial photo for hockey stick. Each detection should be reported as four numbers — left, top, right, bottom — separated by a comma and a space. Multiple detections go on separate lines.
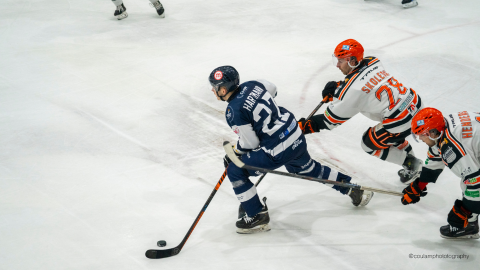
224, 141, 403, 197
145, 169, 228, 259
305, 95, 330, 122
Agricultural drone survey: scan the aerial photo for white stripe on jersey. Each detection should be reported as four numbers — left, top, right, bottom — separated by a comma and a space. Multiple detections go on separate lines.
261, 126, 302, 156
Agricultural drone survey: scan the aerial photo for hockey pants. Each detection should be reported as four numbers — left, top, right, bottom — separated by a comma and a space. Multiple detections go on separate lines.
361, 123, 414, 166
227, 135, 351, 217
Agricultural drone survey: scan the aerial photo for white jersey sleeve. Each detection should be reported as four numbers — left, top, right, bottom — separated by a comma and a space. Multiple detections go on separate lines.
322, 57, 423, 134
256, 79, 277, 98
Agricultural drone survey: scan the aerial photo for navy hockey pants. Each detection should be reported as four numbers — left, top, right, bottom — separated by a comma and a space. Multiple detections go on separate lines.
227, 135, 351, 217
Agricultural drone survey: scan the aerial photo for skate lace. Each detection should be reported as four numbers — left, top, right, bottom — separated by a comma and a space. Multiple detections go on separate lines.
116, 5, 124, 12
150, 1, 163, 10
242, 215, 254, 224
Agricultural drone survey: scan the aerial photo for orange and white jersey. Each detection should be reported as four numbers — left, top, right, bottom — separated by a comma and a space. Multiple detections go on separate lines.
324, 57, 424, 134
421, 111, 480, 211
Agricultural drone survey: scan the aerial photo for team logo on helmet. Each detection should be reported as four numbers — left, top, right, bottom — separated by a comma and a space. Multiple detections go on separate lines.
342, 45, 350, 50
416, 120, 425, 126
214, 71, 223, 80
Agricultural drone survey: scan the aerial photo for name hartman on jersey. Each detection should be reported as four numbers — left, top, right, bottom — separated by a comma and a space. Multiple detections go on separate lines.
243, 86, 264, 112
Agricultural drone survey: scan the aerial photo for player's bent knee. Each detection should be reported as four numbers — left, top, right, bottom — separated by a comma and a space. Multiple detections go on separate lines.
227, 163, 248, 182
361, 138, 374, 153
362, 128, 384, 151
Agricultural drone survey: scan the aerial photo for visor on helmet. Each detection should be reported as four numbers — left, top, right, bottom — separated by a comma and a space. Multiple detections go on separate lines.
411, 128, 443, 143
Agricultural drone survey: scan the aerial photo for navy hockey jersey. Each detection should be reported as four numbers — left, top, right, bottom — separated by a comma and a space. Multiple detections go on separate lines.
226, 80, 301, 157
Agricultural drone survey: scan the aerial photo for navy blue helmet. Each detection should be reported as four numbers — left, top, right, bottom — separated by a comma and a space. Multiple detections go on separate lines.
209, 66, 240, 93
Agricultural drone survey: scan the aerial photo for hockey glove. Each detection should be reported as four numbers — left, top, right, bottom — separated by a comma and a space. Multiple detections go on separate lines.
401, 179, 427, 205
447, 199, 471, 228
223, 151, 242, 168
322, 81, 340, 102
298, 118, 320, 134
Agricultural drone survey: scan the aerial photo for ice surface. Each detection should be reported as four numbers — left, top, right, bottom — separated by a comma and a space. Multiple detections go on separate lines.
1, 0, 480, 269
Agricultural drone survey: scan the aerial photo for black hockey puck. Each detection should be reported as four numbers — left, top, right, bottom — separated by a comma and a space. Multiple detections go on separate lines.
157, 240, 167, 247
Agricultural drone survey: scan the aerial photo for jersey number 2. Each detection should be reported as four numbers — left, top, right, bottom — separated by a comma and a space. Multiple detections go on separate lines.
375, 77, 408, 110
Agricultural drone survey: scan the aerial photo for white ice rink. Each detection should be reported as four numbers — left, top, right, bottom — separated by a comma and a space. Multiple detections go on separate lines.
1, 0, 480, 269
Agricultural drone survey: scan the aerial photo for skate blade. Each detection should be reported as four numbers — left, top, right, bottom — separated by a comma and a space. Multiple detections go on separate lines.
157, 13, 165, 18
440, 233, 480, 239
116, 12, 128, 20
359, 191, 374, 207
236, 224, 271, 234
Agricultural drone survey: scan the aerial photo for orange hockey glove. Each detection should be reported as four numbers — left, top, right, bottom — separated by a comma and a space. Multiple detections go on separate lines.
401, 179, 427, 205
298, 118, 319, 134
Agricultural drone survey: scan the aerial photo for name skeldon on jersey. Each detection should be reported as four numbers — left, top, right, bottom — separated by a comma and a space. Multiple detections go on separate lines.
361, 69, 390, 93
243, 86, 264, 111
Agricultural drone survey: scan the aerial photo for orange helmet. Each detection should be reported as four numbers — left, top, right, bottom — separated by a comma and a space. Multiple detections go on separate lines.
334, 39, 364, 61
411, 107, 446, 137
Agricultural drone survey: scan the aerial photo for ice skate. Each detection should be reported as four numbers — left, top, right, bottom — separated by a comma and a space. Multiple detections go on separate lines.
440, 220, 479, 239
402, 0, 418, 9
151, 1, 165, 18
348, 188, 374, 207
238, 196, 266, 219
236, 200, 270, 234
114, 3, 128, 20
398, 154, 422, 184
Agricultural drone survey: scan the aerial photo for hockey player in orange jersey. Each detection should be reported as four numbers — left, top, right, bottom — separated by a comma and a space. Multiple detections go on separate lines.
401, 108, 480, 239
298, 39, 425, 184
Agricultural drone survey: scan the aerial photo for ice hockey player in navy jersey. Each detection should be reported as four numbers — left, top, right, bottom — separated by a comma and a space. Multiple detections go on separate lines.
401, 107, 480, 239
209, 65, 373, 234
298, 39, 425, 184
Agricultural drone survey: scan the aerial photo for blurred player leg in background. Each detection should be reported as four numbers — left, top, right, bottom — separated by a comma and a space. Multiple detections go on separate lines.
149, 0, 165, 18
402, 0, 418, 8
112, 0, 128, 20
111, 0, 165, 20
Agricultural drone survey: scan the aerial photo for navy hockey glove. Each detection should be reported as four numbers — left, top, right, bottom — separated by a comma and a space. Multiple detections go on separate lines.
401, 179, 427, 205
447, 199, 471, 228
322, 81, 340, 102
298, 118, 320, 134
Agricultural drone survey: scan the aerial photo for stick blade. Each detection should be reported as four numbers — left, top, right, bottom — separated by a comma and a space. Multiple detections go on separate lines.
145, 248, 180, 259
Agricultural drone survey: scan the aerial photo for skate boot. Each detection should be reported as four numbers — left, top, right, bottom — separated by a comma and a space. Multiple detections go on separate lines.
402, 0, 418, 8
151, 1, 165, 18
398, 154, 422, 184
440, 220, 479, 239
114, 3, 128, 20
238, 197, 267, 219
348, 188, 374, 207
236, 199, 270, 234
